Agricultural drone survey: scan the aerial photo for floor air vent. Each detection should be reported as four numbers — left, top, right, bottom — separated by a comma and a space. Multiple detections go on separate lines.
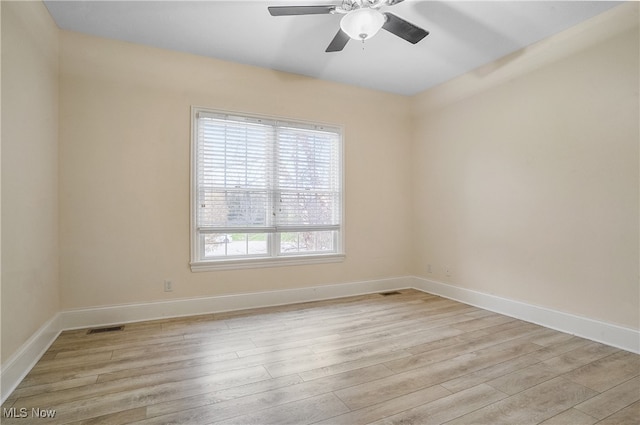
380, 291, 402, 296
87, 325, 124, 334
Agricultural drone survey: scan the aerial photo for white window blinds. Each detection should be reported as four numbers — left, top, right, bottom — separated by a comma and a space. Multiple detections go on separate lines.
276, 125, 341, 232
196, 113, 274, 232
192, 109, 342, 265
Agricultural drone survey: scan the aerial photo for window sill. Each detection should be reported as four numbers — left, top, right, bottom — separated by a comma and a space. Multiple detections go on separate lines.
190, 254, 346, 272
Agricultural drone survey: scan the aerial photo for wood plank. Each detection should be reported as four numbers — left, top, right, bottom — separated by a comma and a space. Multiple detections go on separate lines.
445, 377, 598, 425
384, 322, 545, 374
210, 393, 349, 425
263, 341, 405, 378
528, 336, 593, 361
99, 346, 310, 383
594, 400, 640, 425
137, 364, 392, 424
542, 342, 620, 374
440, 351, 544, 393
145, 374, 304, 418
575, 377, 640, 419
13, 366, 273, 424
314, 385, 451, 425
17, 354, 271, 408
51, 335, 185, 359
334, 341, 541, 410
30, 351, 113, 372
366, 384, 508, 425
65, 407, 148, 425
486, 363, 559, 395
6, 376, 98, 402
297, 349, 412, 381
564, 350, 640, 392
539, 408, 598, 425
21, 349, 240, 386
405, 320, 538, 356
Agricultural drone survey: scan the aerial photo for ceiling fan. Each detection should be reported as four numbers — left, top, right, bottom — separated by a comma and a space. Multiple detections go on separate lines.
268, 0, 429, 52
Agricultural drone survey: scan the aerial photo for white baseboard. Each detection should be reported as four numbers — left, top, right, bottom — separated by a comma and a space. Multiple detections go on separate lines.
411, 276, 640, 354
3, 274, 638, 404
0, 314, 62, 404
58, 276, 413, 330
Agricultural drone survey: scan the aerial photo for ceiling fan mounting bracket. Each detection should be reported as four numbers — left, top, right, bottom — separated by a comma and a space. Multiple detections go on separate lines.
334, 0, 392, 14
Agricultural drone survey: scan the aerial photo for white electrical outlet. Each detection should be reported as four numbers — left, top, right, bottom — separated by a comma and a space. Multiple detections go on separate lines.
164, 280, 173, 292
445, 266, 451, 277
427, 264, 432, 273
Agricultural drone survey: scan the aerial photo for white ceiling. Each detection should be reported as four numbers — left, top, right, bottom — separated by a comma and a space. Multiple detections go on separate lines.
44, 1, 622, 96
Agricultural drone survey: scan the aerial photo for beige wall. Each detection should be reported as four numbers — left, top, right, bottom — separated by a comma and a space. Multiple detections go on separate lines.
58, 32, 413, 309
411, 4, 639, 329
1, 1, 60, 362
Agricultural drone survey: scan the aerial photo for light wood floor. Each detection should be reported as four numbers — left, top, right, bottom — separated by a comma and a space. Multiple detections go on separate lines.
3, 290, 639, 424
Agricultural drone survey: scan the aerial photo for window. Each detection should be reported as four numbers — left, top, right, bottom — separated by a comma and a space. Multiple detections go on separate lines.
191, 108, 344, 271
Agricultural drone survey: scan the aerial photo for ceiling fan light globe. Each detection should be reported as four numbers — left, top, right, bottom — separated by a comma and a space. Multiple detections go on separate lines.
340, 8, 385, 41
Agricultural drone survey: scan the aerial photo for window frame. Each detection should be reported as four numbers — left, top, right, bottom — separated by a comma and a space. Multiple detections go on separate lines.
190, 107, 345, 271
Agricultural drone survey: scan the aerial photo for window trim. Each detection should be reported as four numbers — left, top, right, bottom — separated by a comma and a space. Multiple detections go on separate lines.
189, 106, 345, 271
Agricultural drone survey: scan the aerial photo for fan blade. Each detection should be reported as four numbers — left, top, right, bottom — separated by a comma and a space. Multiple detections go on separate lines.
382, 12, 429, 44
268, 5, 335, 16
326, 29, 350, 52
